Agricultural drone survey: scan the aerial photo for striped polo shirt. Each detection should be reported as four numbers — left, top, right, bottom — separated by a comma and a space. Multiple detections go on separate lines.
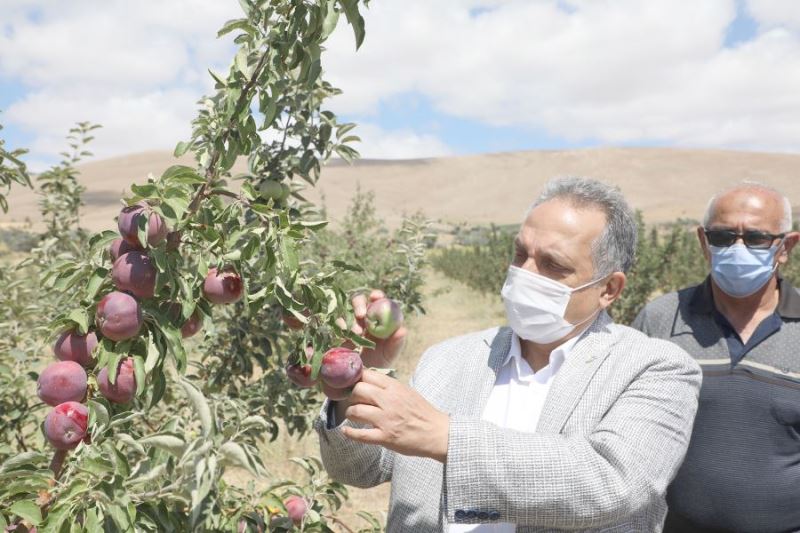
632, 276, 800, 533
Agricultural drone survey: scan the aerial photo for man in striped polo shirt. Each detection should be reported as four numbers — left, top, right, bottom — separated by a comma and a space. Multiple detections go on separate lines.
632, 182, 800, 533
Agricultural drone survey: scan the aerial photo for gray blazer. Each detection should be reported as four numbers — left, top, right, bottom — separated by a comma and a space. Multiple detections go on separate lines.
315, 313, 702, 532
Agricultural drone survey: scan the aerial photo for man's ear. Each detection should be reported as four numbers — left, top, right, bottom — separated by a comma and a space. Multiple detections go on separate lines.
778, 231, 800, 265
696, 226, 711, 262
599, 272, 626, 309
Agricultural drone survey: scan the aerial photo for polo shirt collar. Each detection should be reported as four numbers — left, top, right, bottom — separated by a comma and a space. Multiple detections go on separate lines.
690, 275, 800, 319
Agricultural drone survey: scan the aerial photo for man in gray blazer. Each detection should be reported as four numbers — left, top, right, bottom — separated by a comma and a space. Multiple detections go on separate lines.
315, 177, 702, 532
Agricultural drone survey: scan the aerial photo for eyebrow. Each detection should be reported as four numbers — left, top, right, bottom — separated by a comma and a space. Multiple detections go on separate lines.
515, 238, 573, 267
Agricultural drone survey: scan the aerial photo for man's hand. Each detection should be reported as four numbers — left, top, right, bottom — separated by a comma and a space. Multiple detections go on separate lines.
341, 369, 450, 463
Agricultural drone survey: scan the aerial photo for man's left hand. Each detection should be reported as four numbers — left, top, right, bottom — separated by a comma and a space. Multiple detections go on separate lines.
341, 369, 450, 463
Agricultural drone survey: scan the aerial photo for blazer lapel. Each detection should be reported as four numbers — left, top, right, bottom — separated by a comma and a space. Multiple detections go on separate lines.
455, 327, 512, 418
535, 312, 618, 434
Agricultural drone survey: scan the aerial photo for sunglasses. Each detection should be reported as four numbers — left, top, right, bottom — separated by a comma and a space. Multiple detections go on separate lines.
703, 229, 785, 249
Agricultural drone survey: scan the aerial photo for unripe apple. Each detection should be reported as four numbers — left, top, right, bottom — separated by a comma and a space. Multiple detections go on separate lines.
112, 251, 157, 299
117, 203, 168, 248
365, 298, 404, 339
284, 496, 308, 526
97, 357, 137, 404
203, 267, 243, 305
43, 401, 88, 450
320, 347, 362, 389
37, 361, 87, 406
53, 329, 98, 367
95, 291, 143, 341
109, 237, 142, 262
258, 180, 290, 202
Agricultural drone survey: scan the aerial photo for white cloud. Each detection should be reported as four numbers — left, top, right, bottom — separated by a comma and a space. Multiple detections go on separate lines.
352, 124, 453, 159
0, 1, 239, 165
4, 0, 800, 165
324, 0, 800, 152
746, 0, 800, 30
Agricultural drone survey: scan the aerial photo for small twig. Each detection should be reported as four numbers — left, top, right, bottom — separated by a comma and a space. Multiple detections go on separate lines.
182, 50, 272, 224
323, 514, 356, 533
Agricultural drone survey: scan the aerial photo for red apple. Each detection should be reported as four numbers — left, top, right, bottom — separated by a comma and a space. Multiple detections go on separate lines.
53, 329, 98, 367
95, 291, 143, 341
37, 361, 87, 406
284, 496, 308, 526
43, 401, 88, 450
117, 203, 168, 248
202, 267, 243, 305
97, 357, 137, 404
111, 251, 157, 299
320, 347, 362, 389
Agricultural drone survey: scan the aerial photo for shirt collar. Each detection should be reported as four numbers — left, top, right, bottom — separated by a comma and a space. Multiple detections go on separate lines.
505, 331, 583, 381
690, 275, 800, 319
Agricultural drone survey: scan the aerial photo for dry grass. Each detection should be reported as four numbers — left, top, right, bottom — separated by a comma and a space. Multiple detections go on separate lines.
230, 267, 506, 529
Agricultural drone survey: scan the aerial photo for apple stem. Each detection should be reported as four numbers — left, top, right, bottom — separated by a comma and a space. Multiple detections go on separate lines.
49, 449, 68, 479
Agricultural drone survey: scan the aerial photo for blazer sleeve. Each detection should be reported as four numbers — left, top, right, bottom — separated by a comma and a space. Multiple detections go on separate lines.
314, 397, 396, 489
443, 345, 701, 529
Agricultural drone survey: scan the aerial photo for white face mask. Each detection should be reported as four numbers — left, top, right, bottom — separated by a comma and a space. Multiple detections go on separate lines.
501, 265, 604, 344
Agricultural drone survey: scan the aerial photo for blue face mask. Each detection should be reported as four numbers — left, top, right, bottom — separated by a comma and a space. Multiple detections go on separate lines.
709, 243, 781, 298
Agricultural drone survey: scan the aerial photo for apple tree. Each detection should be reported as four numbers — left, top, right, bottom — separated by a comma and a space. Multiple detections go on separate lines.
0, 0, 426, 531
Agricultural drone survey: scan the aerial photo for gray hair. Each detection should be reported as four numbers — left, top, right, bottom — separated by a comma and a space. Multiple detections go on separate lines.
703, 181, 793, 232
528, 177, 638, 275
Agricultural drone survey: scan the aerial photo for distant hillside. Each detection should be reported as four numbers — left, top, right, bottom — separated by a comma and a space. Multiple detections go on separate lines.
2, 147, 799, 232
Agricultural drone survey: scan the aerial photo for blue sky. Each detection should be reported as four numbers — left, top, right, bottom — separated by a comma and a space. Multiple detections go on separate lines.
1, 0, 799, 169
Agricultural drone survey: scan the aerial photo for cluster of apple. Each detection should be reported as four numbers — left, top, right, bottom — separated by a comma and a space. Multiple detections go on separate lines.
284, 297, 404, 399
37, 202, 244, 450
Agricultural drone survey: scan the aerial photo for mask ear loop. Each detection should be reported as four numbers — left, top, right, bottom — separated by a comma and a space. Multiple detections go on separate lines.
566, 272, 612, 327
771, 237, 786, 274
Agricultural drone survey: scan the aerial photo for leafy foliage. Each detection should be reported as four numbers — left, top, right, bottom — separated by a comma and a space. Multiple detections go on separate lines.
0, 115, 32, 213
0, 1, 412, 532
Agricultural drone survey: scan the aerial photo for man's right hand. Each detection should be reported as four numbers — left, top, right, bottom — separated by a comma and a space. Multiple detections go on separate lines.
331, 289, 407, 424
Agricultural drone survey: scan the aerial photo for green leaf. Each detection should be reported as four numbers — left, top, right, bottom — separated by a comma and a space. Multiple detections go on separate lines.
130, 183, 158, 198
133, 355, 146, 396
217, 18, 254, 38
161, 165, 204, 185
88, 399, 110, 429
67, 308, 90, 335
173, 140, 191, 157
89, 230, 121, 252
85, 267, 109, 301
340, 0, 366, 49
179, 378, 214, 437
0, 451, 48, 473
9, 500, 41, 525
322, 0, 340, 39
140, 434, 187, 456
218, 441, 260, 476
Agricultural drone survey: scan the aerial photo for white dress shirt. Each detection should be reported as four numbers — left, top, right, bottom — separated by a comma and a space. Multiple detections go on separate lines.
449, 332, 582, 532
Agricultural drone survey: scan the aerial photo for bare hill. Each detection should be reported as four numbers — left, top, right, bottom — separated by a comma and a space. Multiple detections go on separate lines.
2, 147, 799, 232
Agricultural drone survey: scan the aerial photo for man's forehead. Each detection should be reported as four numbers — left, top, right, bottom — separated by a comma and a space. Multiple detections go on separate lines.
709, 188, 784, 229
518, 199, 606, 249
